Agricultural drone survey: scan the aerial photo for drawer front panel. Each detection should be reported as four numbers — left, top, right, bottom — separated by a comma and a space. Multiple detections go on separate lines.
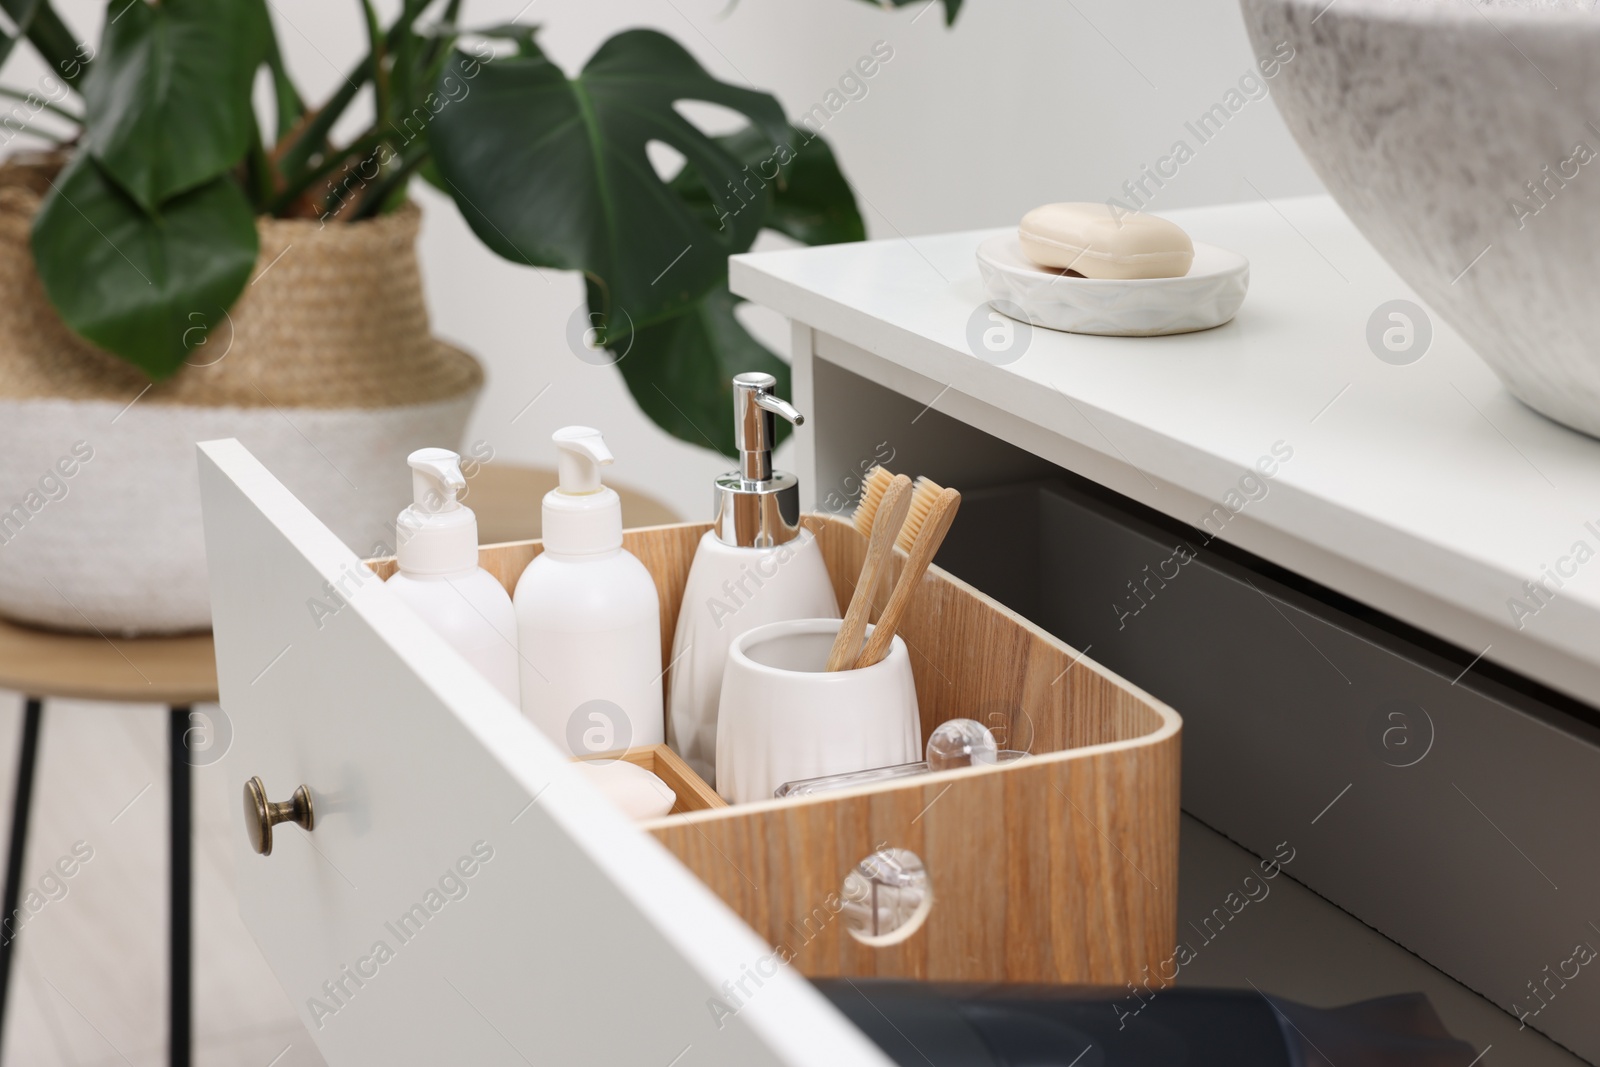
937, 479, 1600, 1060
197, 440, 889, 1067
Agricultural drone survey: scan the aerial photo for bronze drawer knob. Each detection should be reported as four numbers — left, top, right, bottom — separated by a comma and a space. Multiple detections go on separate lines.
243, 776, 315, 856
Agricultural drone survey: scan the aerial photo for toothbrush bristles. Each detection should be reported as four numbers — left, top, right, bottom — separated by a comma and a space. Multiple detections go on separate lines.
895, 476, 947, 553
851, 467, 950, 552
852, 465, 896, 538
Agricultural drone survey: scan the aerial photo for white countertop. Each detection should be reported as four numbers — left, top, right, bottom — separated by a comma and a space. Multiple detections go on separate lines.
731, 196, 1600, 706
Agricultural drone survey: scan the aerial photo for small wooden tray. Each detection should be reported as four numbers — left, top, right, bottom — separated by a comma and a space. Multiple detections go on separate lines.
371, 513, 1181, 986
575, 743, 725, 817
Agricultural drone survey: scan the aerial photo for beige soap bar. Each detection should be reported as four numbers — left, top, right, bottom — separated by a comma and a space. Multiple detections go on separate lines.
1019, 202, 1194, 280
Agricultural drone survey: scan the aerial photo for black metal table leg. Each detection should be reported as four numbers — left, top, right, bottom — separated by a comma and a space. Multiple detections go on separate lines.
169, 707, 192, 1067
0, 697, 41, 1045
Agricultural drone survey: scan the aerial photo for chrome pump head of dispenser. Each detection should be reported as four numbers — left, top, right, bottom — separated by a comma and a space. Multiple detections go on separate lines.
713, 372, 805, 547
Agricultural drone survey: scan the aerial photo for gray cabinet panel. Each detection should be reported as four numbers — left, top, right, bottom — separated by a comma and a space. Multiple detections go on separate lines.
938, 479, 1600, 1060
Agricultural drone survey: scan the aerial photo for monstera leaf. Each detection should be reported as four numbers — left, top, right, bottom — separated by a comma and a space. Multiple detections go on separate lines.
428, 28, 789, 330
83, 0, 271, 211
619, 126, 863, 455
672, 125, 866, 247
32, 154, 258, 378
614, 282, 790, 457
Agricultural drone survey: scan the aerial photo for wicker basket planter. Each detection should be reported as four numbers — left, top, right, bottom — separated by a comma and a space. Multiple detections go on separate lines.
0, 162, 482, 634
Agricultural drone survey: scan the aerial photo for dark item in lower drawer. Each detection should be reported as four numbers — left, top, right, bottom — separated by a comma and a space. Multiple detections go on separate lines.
817, 979, 1475, 1066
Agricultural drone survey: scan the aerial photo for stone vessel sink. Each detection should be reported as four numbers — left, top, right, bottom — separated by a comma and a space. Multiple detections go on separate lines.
1241, 0, 1600, 436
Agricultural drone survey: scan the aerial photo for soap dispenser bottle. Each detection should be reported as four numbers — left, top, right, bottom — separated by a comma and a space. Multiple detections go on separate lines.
514, 427, 664, 754
385, 448, 519, 705
667, 372, 839, 784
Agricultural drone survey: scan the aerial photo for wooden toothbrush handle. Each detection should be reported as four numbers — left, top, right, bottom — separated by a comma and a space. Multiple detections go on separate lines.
854, 488, 961, 670
826, 475, 913, 671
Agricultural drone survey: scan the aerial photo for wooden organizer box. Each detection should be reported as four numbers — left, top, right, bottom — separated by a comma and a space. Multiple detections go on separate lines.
369, 513, 1181, 986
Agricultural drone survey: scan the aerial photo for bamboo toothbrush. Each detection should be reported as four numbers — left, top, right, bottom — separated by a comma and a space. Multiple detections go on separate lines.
827, 473, 913, 671
854, 487, 961, 670
852, 466, 901, 620
852, 465, 898, 538
895, 476, 948, 553
850, 468, 952, 625
854, 467, 947, 549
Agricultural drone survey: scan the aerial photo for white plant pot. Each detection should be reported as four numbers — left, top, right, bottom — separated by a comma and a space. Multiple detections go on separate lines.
0, 393, 477, 634
0, 168, 483, 634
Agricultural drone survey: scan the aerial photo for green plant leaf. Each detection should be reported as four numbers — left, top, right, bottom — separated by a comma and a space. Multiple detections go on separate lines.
757, 130, 865, 246
429, 28, 788, 330
672, 125, 865, 247
31, 153, 259, 378
853, 0, 963, 24
82, 0, 271, 211
611, 280, 788, 457
0, 0, 89, 85
416, 154, 447, 193
599, 126, 852, 454
0, 0, 40, 71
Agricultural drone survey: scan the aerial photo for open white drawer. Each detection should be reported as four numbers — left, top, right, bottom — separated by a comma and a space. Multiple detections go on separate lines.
197, 439, 892, 1066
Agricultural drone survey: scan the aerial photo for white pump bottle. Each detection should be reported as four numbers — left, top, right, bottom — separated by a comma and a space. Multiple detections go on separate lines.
514, 427, 664, 756
667, 373, 838, 786
385, 448, 519, 705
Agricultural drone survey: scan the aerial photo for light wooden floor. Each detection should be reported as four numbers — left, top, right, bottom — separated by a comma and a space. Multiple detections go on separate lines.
0, 691, 325, 1067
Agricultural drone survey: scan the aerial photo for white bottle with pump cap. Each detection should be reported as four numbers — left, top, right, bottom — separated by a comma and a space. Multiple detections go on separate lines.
667, 373, 839, 786
385, 448, 519, 705
513, 427, 664, 755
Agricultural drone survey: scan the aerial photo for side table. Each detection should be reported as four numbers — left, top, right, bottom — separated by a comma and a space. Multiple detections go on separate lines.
0, 619, 216, 1067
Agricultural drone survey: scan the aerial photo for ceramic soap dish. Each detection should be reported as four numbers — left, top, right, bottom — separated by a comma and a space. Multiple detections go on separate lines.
976, 233, 1249, 337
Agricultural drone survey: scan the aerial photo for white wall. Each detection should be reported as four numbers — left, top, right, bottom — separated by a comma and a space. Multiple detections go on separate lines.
37, 0, 1322, 519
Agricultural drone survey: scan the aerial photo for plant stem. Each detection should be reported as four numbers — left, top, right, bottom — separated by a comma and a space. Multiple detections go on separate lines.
317, 140, 383, 218
266, 128, 386, 216
0, 0, 88, 88
0, 84, 81, 124
349, 143, 427, 220
274, 70, 366, 181
359, 0, 389, 129
242, 112, 276, 210
418, 0, 462, 74
419, 30, 460, 93
272, 0, 458, 215
392, 10, 414, 124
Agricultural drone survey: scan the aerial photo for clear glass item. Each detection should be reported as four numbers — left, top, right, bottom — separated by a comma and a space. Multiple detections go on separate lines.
842, 847, 930, 942
774, 718, 1023, 798
925, 718, 1000, 771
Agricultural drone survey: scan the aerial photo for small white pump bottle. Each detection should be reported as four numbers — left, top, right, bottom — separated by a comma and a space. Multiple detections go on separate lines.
667, 373, 838, 786
386, 448, 519, 705
514, 427, 664, 755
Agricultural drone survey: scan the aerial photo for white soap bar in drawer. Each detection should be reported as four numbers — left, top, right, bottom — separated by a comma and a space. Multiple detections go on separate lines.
576, 758, 677, 820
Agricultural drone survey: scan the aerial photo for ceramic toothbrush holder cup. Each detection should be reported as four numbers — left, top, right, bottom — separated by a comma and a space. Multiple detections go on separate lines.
715, 618, 922, 805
